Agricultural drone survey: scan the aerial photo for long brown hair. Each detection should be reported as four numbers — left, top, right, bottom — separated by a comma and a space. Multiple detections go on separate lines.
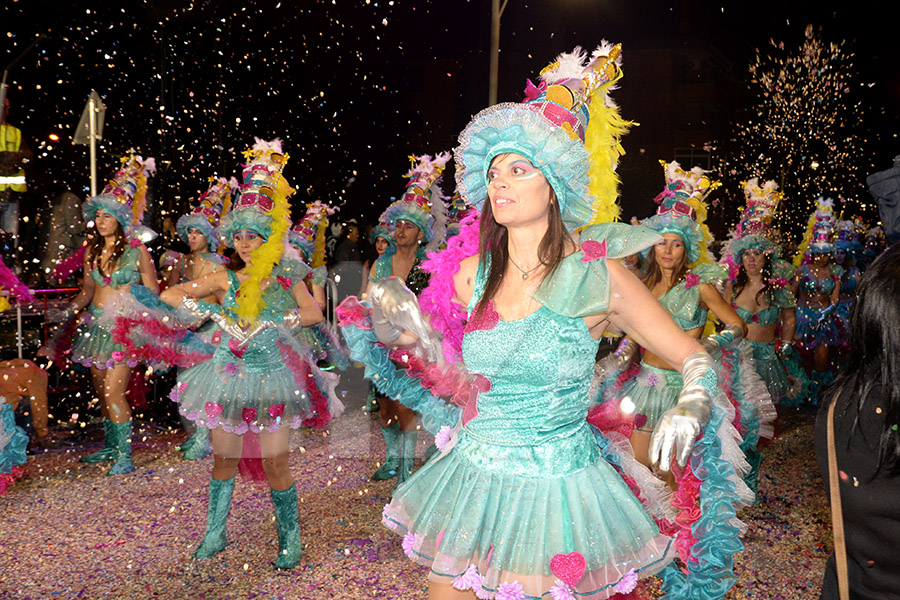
473, 187, 571, 320
86, 222, 127, 276
642, 244, 688, 292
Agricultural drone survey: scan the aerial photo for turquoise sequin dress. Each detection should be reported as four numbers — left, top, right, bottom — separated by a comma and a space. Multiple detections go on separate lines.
171, 266, 333, 434
616, 263, 726, 429
72, 244, 143, 369
382, 225, 675, 599
796, 264, 843, 350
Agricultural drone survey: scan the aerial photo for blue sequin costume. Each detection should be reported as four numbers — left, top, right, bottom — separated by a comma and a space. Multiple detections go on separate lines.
795, 264, 843, 350
835, 266, 859, 347
72, 244, 143, 369
171, 265, 332, 434
381, 226, 675, 599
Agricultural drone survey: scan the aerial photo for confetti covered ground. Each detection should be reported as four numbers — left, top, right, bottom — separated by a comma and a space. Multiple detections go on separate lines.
0, 369, 830, 600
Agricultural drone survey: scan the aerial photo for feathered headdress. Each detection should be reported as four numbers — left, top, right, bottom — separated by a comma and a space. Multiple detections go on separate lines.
382, 152, 450, 252
455, 43, 631, 231
219, 137, 295, 321
793, 197, 835, 266
176, 176, 239, 249
290, 200, 338, 268
720, 177, 784, 278
83, 153, 157, 234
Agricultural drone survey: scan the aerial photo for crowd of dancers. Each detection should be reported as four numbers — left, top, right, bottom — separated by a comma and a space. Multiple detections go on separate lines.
0, 41, 895, 599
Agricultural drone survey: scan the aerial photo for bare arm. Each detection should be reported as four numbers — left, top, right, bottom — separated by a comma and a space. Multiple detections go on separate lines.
359, 261, 372, 298
699, 283, 747, 336
451, 254, 478, 308
160, 269, 229, 307
780, 307, 796, 342
165, 255, 183, 289
604, 260, 703, 370
293, 281, 324, 326
68, 254, 96, 311
138, 246, 159, 294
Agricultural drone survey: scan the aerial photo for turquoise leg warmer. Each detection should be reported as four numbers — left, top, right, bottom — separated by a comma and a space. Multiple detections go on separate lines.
193, 476, 235, 559
270, 483, 302, 569
106, 420, 136, 476
80, 419, 116, 463
371, 423, 400, 481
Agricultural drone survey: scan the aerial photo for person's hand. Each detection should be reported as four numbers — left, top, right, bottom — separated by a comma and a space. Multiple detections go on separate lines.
44, 303, 76, 323
175, 297, 217, 328
650, 351, 716, 472
775, 340, 793, 356
699, 322, 744, 353
594, 337, 637, 380
369, 277, 443, 362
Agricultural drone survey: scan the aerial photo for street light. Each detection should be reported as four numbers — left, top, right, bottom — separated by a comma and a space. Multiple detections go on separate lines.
489, 0, 510, 105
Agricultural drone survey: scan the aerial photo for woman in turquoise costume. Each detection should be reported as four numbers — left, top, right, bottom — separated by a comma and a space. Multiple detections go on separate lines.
832, 219, 861, 353
45, 155, 158, 476
340, 45, 753, 599
791, 198, 842, 401
288, 200, 350, 370
152, 139, 340, 568
360, 219, 393, 412
721, 178, 807, 408
613, 161, 749, 473
169, 176, 237, 461
366, 153, 448, 487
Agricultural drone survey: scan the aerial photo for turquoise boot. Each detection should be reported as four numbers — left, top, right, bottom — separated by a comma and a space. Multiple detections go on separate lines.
80, 419, 115, 463
371, 423, 400, 481
182, 427, 212, 460
106, 420, 136, 476
396, 429, 418, 487
193, 477, 235, 559
271, 483, 302, 569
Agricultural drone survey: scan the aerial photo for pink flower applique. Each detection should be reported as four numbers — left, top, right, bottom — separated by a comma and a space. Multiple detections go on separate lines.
452, 564, 483, 591
129, 237, 142, 249
750, 313, 759, 323
580, 239, 608, 262
646, 373, 659, 387
224, 362, 239, 376
335, 296, 373, 329
496, 581, 525, 600
684, 273, 700, 289
550, 580, 575, 600
402, 532, 420, 558
464, 300, 499, 334
434, 426, 453, 452
614, 569, 638, 594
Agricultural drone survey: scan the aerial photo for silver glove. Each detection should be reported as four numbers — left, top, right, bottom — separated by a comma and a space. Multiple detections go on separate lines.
775, 340, 793, 356
175, 297, 213, 328
370, 277, 443, 363
699, 322, 744, 353
594, 337, 637, 381
208, 312, 254, 342
650, 351, 717, 472
45, 303, 76, 323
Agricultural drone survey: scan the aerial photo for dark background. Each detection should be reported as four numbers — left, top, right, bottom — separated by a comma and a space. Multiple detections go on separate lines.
3, 0, 897, 261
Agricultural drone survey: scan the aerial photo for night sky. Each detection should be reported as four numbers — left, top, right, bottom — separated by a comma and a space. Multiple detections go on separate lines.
3, 0, 897, 242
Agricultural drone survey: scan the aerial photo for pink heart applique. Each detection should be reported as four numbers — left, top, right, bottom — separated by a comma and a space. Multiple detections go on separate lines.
464, 300, 499, 333
204, 402, 223, 418
269, 403, 285, 419
580, 239, 608, 262
228, 337, 247, 358
241, 407, 257, 424
684, 273, 700, 289
276, 275, 293, 290
550, 552, 586, 588
211, 331, 222, 344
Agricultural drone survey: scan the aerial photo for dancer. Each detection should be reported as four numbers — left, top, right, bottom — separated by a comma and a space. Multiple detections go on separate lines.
366, 153, 448, 486
722, 178, 807, 407
832, 219, 860, 354
170, 176, 237, 460
615, 161, 748, 471
157, 139, 335, 568
288, 201, 350, 370
341, 45, 753, 599
815, 243, 900, 598
792, 198, 842, 402
46, 155, 158, 476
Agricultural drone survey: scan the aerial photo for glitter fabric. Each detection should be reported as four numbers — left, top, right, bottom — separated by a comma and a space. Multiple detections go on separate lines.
383, 249, 676, 599
173, 267, 343, 434
655, 263, 728, 330
616, 363, 683, 430
71, 305, 129, 370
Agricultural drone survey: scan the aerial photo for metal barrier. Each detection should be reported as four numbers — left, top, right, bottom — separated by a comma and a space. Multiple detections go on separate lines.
324, 276, 339, 328
0, 287, 78, 358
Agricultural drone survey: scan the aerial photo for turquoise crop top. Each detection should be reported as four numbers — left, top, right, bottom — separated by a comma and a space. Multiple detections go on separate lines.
734, 304, 780, 328
90, 245, 142, 289
799, 264, 842, 297
654, 263, 727, 331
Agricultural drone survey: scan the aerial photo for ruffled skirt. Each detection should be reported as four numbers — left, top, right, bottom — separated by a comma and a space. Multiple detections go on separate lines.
71, 306, 130, 370
745, 340, 790, 402
383, 423, 675, 599
796, 305, 843, 350
0, 403, 28, 495
617, 362, 681, 430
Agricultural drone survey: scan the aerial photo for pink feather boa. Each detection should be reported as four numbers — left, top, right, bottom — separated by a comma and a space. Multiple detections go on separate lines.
0, 256, 34, 303
50, 244, 87, 283
419, 212, 481, 363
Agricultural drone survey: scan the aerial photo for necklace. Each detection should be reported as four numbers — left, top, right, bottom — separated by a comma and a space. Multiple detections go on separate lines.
508, 255, 541, 280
